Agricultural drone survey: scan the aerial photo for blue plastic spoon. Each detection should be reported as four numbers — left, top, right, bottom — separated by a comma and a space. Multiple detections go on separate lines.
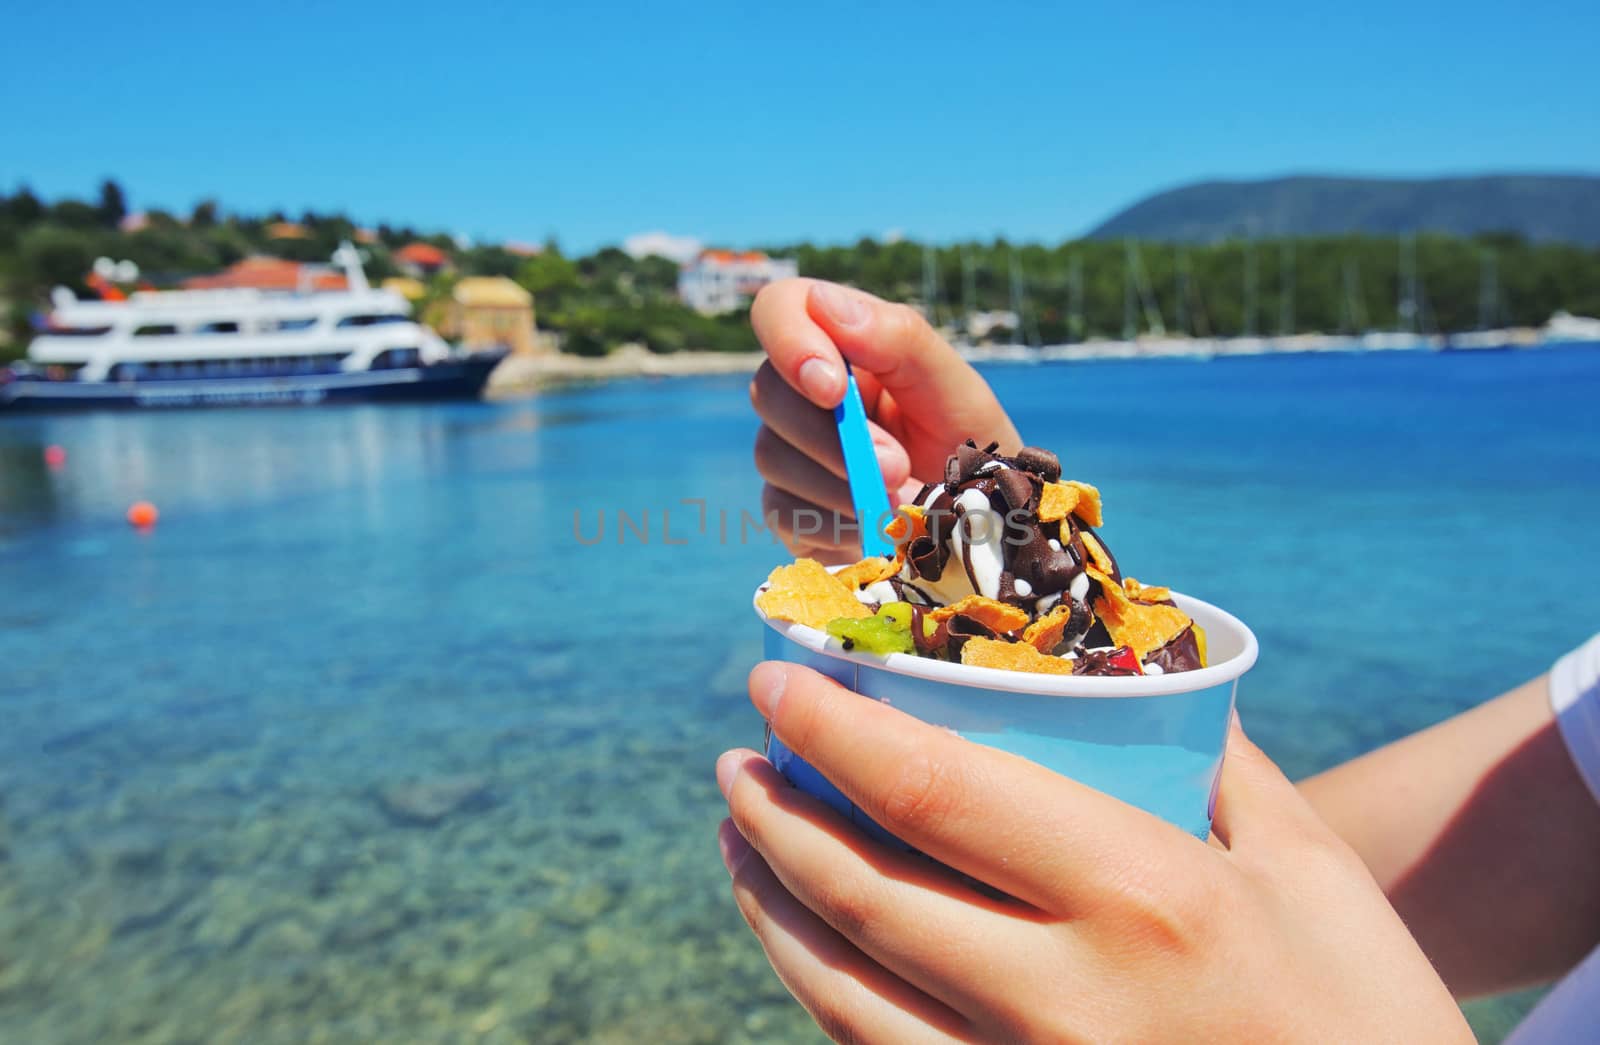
833, 363, 895, 557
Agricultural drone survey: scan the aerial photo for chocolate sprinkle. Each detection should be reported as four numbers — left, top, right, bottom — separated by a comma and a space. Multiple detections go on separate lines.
994, 468, 1040, 513
1013, 446, 1061, 482
907, 534, 949, 581
955, 441, 997, 483
943, 613, 996, 658
878, 441, 1189, 672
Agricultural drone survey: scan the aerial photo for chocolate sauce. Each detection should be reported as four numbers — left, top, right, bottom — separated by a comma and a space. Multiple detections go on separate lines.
1145, 626, 1203, 674
1072, 647, 1141, 676
878, 440, 1192, 673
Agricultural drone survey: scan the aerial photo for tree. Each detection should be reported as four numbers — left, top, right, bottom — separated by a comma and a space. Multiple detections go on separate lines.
515, 250, 579, 297
191, 200, 219, 229
97, 179, 127, 228
18, 225, 98, 292
5, 186, 44, 226
49, 200, 101, 230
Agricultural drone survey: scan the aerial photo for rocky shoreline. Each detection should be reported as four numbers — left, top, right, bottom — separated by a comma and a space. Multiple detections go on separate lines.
487, 345, 764, 395
485, 325, 1562, 396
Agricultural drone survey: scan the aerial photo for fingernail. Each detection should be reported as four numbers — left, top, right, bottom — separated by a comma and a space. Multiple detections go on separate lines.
718, 819, 751, 876
748, 662, 788, 720
812, 283, 869, 328
715, 750, 742, 800
797, 357, 842, 404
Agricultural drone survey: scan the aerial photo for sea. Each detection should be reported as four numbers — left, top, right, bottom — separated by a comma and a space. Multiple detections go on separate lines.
2, 346, 1597, 1043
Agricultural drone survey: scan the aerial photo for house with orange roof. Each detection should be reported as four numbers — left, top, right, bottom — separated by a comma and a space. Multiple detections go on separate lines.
395, 242, 449, 278
678, 249, 798, 314
182, 256, 348, 292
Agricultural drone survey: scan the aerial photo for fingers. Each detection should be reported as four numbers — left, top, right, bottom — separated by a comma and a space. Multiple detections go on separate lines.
752, 280, 1021, 478
805, 284, 1022, 474
1209, 711, 1319, 850
805, 282, 971, 411
751, 278, 850, 409
721, 749, 1068, 1030
755, 414, 914, 560
750, 361, 845, 475
749, 661, 1186, 912
720, 819, 976, 1045
755, 425, 856, 517
750, 361, 913, 490
761, 484, 858, 559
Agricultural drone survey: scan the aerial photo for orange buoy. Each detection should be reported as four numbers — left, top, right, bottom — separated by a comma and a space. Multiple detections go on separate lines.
127, 501, 159, 529
43, 445, 67, 468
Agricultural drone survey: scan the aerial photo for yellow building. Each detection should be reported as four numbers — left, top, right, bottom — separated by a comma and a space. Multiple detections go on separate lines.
381, 276, 427, 301
438, 277, 541, 357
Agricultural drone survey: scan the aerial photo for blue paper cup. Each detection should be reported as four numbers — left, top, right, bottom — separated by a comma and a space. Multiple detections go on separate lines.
755, 581, 1258, 843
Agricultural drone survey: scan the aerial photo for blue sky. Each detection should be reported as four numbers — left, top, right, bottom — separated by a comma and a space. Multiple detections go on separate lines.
5, 1, 1597, 252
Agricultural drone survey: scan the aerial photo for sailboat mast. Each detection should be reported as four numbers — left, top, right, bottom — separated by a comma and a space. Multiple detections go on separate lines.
1278, 240, 1295, 336
1340, 258, 1366, 334
1175, 247, 1189, 336
1067, 253, 1084, 343
1123, 240, 1137, 341
1478, 250, 1499, 330
1129, 241, 1164, 337
1008, 252, 1039, 347
961, 245, 976, 339
1244, 239, 1258, 337
1399, 233, 1417, 334
1008, 252, 1020, 344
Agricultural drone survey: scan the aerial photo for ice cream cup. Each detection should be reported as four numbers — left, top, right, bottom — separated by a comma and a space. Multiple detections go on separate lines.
753, 578, 1258, 844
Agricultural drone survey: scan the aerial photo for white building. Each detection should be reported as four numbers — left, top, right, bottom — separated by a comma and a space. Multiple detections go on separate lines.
677, 250, 798, 314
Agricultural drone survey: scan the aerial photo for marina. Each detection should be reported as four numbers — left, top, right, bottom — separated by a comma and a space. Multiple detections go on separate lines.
2, 245, 504, 412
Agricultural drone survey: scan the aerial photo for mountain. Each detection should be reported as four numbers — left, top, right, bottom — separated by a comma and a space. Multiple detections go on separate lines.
1088, 174, 1600, 245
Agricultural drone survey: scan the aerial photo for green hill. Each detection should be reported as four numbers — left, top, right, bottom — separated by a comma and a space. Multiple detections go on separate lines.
1089, 174, 1600, 245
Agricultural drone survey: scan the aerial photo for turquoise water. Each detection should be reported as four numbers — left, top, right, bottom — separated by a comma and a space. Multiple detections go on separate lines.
2, 347, 1597, 1041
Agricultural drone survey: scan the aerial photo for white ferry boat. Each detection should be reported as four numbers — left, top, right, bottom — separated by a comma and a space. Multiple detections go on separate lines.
0, 243, 503, 411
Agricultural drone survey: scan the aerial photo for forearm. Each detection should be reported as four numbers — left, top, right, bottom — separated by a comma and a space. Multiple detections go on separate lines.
1299, 675, 1600, 998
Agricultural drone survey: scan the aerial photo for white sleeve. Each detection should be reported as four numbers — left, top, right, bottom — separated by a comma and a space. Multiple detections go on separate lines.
1550, 632, 1600, 808
1505, 633, 1600, 1045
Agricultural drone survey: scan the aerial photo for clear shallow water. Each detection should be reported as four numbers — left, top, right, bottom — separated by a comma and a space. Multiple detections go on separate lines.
1, 347, 1597, 1042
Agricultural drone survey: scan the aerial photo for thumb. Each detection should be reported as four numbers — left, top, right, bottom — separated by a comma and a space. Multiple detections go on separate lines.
805, 282, 1012, 448
1209, 710, 1319, 849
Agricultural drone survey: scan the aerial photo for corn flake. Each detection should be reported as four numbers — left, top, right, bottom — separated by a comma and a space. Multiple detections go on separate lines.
1037, 482, 1079, 524
885, 504, 927, 545
1081, 531, 1116, 575
1066, 480, 1103, 527
756, 558, 871, 630
1022, 603, 1077, 653
928, 596, 1029, 634
960, 636, 1077, 676
1122, 577, 1172, 604
1086, 566, 1190, 659
835, 555, 900, 590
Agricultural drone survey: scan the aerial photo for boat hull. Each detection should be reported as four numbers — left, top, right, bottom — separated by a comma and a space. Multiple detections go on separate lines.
0, 353, 504, 412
